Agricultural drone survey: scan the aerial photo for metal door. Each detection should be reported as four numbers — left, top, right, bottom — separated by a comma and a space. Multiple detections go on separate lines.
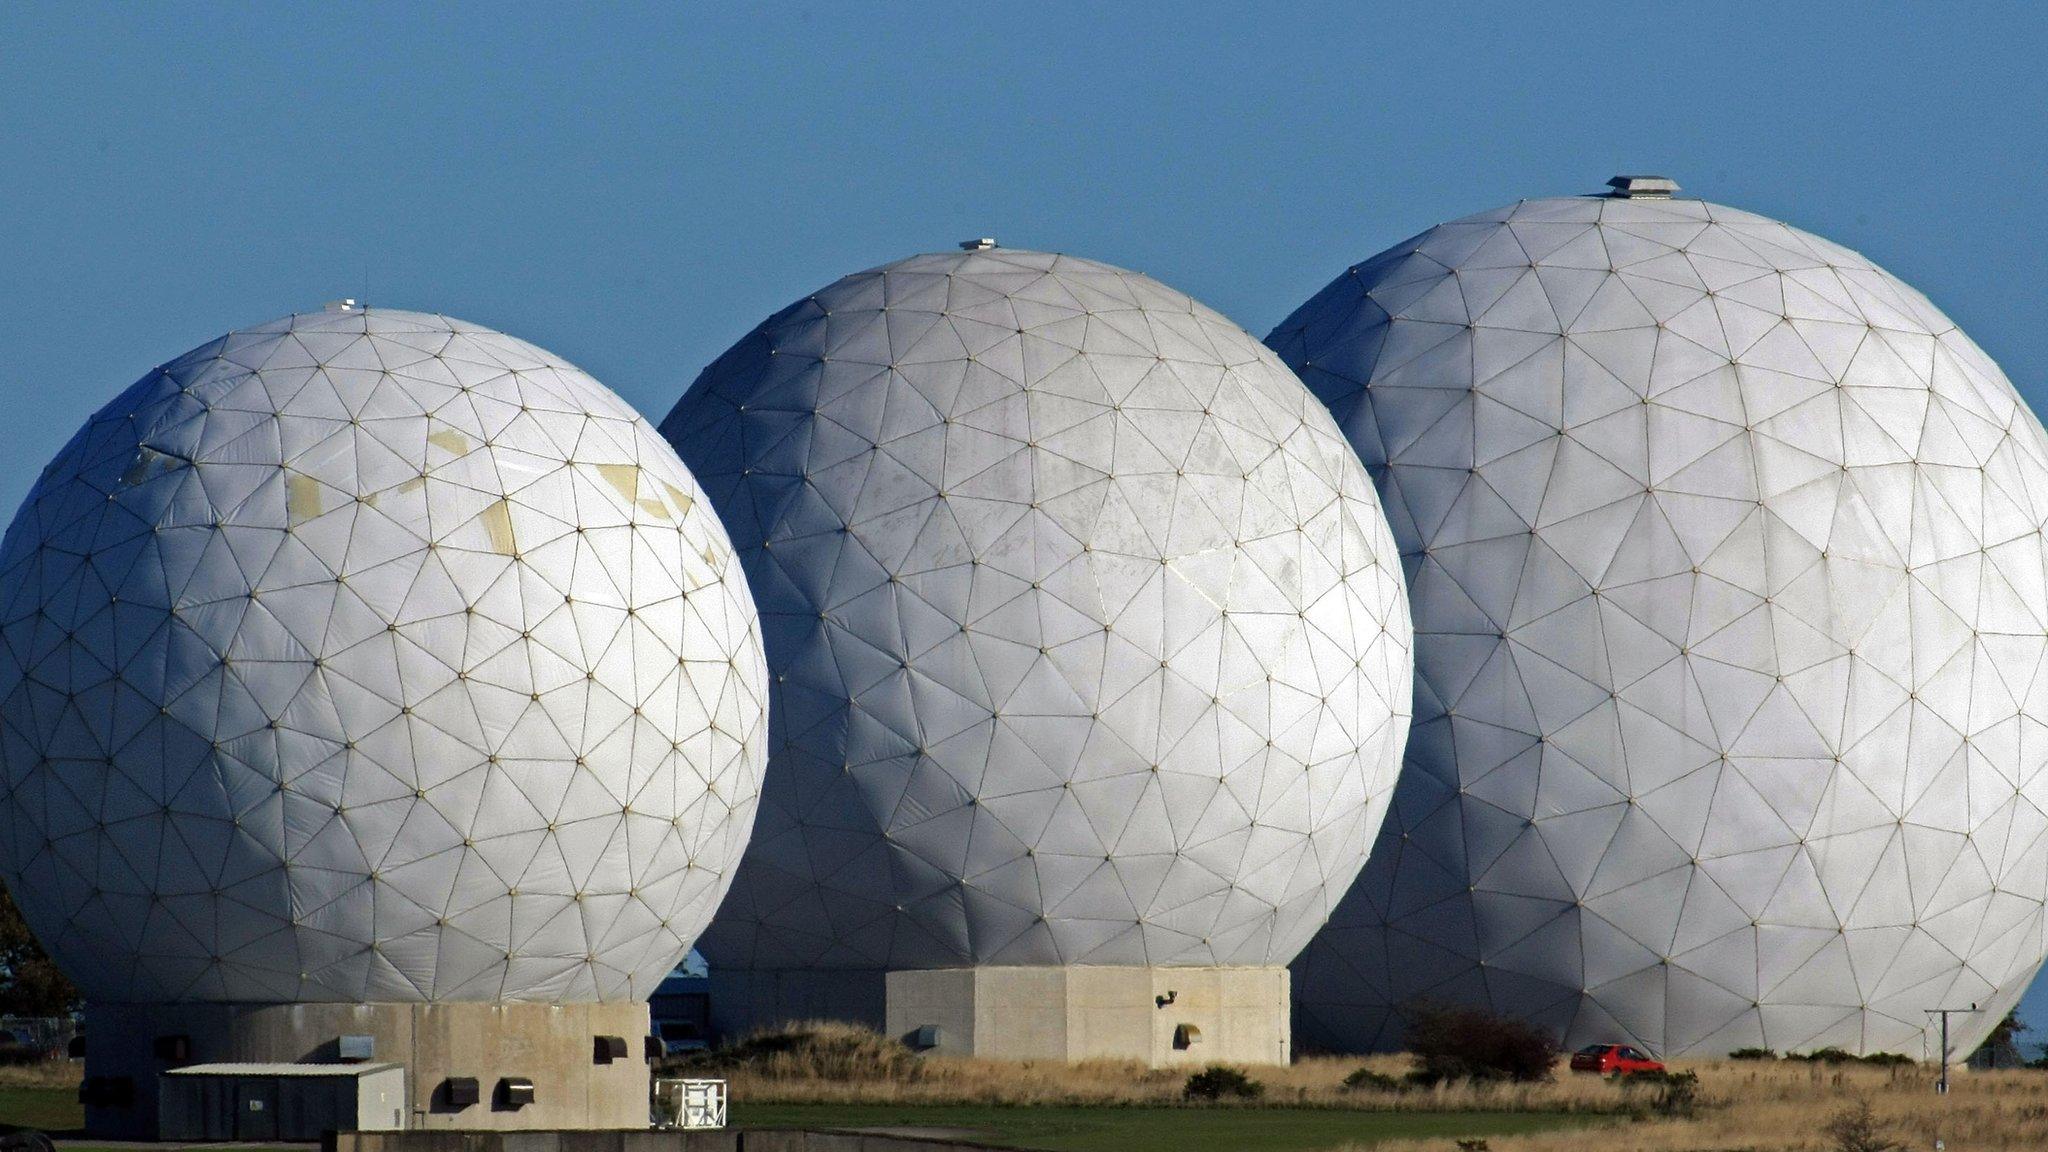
234, 1079, 279, 1141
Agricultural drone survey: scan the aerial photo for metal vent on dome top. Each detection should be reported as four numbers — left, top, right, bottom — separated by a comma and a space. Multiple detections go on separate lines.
1605, 175, 1680, 198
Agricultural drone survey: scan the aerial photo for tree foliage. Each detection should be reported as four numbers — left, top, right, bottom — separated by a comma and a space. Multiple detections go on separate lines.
1977, 1010, 2027, 1067
0, 886, 76, 1018
1402, 1001, 1557, 1084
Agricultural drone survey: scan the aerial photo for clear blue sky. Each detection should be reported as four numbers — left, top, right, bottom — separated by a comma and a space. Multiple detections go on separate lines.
5, 2, 2048, 1039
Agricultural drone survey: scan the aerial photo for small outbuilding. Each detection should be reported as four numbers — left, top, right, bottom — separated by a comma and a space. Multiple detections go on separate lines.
159, 1063, 407, 1141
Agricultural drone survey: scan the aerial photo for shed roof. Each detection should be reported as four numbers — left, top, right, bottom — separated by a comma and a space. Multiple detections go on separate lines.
165, 1062, 403, 1078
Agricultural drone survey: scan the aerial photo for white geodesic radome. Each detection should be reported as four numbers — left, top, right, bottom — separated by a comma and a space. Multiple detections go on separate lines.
1269, 181, 2048, 1058
0, 308, 769, 1005
662, 247, 1413, 973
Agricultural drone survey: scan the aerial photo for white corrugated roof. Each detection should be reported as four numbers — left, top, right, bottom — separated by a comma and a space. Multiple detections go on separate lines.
165, 1062, 403, 1078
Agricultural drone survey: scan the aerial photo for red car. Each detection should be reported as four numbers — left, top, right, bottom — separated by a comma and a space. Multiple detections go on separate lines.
1570, 1043, 1666, 1075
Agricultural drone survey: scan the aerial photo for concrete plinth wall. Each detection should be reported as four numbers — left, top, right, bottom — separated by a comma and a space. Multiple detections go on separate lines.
86, 1001, 651, 1138
883, 966, 1289, 1066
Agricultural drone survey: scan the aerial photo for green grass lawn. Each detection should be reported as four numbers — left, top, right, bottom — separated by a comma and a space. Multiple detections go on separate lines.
0, 1080, 1600, 1152
733, 1103, 1602, 1152
0, 1086, 81, 1135
0, 1085, 310, 1149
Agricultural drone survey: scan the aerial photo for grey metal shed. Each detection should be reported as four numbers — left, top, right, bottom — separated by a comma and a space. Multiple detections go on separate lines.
159, 1063, 407, 1141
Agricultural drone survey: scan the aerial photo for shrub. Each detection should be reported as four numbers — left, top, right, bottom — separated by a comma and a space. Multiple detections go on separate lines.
1402, 1001, 1557, 1084
1617, 1068, 1700, 1118
1728, 1046, 1778, 1061
1791, 1047, 1856, 1064
1788, 1047, 1914, 1068
1340, 1066, 1403, 1093
669, 1021, 922, 1082
1183, 1065, 1264, 1101
1821, 1099, 1903, 1152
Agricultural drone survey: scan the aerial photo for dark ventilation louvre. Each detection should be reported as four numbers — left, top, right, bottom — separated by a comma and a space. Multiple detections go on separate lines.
80, 1077, 134, 1107
644, 1035, 663, 1061
498, 1077, 536, 1108
593, 1034, 628, 1063
442, 1077, 480, 1108
152, 1035, 191, 1063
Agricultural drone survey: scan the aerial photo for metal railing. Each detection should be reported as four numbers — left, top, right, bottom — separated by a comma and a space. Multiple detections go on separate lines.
651, 1078, 727, 1130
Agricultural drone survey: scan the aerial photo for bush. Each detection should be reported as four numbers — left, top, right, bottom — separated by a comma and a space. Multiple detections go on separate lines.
1617, 1068, 1700, 1118
1402, 1001, 1557, 1084
1340, 1066, 1403, 1093
1728, 1047, 1779, 1061
1822, 1099, 1903, 1152
1183, 1065, 1264, 1101
1793, 1046, 1857, 1064
1788, 1047, 1914, 1068
0, 886, 77, 1017
669, 1021, 922, 1082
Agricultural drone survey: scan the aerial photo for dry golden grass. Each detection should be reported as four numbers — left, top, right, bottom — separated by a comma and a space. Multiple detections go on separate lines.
679, 1022, 2048, 1150
683, 1023, 1638, 1112
754, 1052, 1655, 1114
0, 1058, 83, 1091
1361, 1060, 2048, 1152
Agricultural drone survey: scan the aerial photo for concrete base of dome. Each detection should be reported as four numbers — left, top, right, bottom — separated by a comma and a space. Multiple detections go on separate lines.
82, 1000, 652, 1139
884, 966, 1290, 1066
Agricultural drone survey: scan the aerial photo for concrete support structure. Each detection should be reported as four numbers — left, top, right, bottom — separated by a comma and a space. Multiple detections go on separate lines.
883, 966, 1290, 1065
83, 1001, 651, 1138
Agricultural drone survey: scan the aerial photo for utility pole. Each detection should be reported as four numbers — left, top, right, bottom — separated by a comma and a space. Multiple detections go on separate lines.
1927, 1004, 1977, 1094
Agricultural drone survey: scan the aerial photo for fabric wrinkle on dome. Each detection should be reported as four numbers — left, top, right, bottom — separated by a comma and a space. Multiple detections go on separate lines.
0, 308, 770, 1005
664, 248, 1413, 974
1270, 191, 2048, 1059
